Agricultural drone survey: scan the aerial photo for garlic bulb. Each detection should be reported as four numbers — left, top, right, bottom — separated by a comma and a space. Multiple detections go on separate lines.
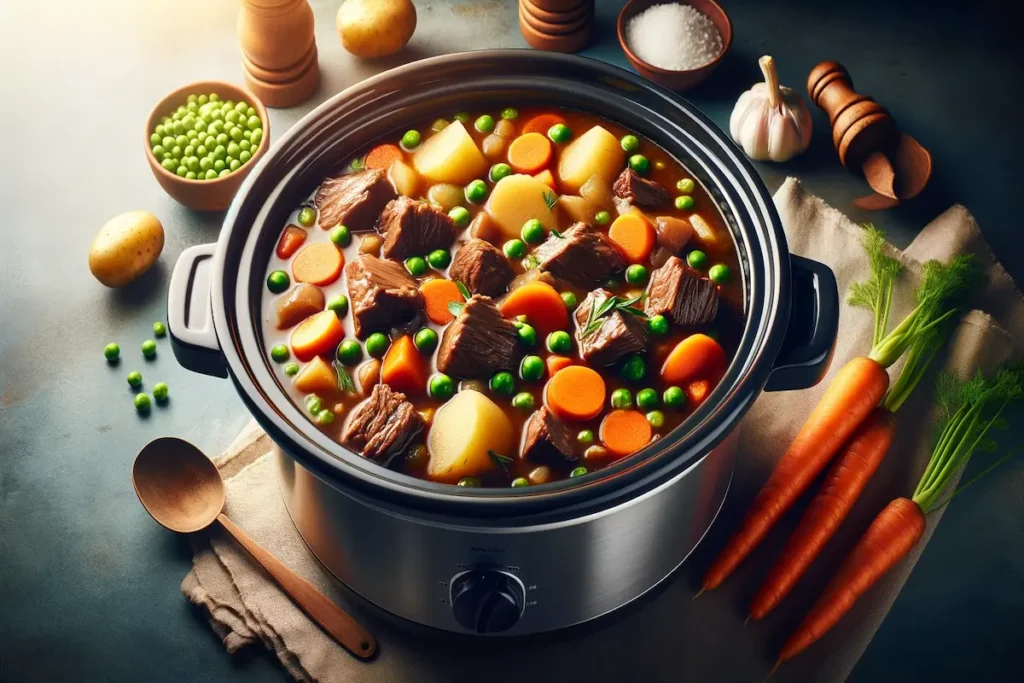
730, 56, 812, 163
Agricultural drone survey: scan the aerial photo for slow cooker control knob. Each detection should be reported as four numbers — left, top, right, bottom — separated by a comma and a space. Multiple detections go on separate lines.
450, 569, 525, 633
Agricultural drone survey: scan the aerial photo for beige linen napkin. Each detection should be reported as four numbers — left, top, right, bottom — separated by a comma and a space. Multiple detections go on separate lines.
182, 178, 1023, 683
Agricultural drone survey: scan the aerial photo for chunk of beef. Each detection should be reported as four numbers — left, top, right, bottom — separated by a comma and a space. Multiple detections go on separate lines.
574, 288, 648, 366
449, 239, 514, 297
521, 407, 576, 466
644, 255, 719, 326
612, 168, 671, 210
314, 169, 396, 232
342, 383, 425, 465
377, 196, 458, 260
437, 295, 519, 379
345, 254, 424, 338
535, 222, 624, 288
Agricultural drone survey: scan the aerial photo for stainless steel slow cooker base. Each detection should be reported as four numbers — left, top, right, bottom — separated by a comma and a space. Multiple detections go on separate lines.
275, 433, 736, 635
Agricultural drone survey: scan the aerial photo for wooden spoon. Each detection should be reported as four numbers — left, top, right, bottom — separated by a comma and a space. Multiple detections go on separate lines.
132, 437, 376, 659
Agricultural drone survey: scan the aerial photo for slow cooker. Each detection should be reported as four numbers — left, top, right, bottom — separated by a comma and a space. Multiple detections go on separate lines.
167, 51, 838, 636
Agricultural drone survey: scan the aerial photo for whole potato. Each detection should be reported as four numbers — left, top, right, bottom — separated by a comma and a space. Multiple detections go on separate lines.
337, 0, 416, 59
89, 211, 164, 287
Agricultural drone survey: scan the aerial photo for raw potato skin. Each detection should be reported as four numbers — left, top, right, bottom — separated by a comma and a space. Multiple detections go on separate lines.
88, 211, 164, 287
336, 0, 416, 59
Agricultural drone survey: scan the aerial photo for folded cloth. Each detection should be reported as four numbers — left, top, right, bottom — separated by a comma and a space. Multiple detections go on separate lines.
183, 178, 1023, 683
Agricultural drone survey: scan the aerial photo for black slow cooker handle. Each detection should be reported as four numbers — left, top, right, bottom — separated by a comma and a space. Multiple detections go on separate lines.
765, 255, 839, 392
167, 243, 228, 378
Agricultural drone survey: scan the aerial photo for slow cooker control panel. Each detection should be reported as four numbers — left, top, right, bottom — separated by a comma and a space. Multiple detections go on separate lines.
448, 569, 526, 633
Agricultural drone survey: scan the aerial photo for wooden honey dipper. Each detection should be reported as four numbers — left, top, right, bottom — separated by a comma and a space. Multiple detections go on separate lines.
808, 61, 932, 210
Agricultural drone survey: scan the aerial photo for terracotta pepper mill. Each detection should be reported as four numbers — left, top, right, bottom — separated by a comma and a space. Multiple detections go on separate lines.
238, 0, 320, 108
807, 61, 932, 210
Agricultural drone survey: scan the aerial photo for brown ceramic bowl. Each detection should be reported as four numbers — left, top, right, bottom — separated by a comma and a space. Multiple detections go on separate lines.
144, 80, 270, 212
617, 0, 732, 92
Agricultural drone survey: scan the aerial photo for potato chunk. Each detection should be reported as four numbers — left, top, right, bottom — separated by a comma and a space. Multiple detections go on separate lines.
485, 174, 561, 241
557, 126, 625, 194
426, 390, 514, 483
293, 356, 338, 395
413, 120, 488, 185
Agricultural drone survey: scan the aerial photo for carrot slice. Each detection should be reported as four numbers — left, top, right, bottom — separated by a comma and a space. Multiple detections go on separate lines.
661, 333, 727, 385
533, 169, 556, 189
364, 143, 404, 170
292, 243, 345, 286
507, 133, 553, 174
545, 354, 573, 376
608, 213, 656, 263
545, 365, 605, 422
276, 225, 307, 259
499, 281, 568, 333
381, 335, 428, 395
600, 410, 653, 456
290, 310, 346, 362
522, 113, 566, 136
420, 279, 463, 325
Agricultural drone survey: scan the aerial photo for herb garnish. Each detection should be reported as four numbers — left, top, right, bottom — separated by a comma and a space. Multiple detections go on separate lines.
542, 190, 559, 212
488, 450, 514, 473
447, 281, 472, 317
551, 229, 564, 239
580, 293, 648, 339
522, 254, 540, 270
455, 281, 471, 300
334, 360, 357, 394
349, 157, 365, 172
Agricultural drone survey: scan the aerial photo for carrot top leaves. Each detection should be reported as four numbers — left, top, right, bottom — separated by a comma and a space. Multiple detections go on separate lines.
848, 224, 903, 347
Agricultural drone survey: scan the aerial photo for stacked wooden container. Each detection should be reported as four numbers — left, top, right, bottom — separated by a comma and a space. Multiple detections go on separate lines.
519, 0, 595, 53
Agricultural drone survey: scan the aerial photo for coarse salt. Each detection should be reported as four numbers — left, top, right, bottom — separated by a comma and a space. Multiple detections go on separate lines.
626, 3, 724, 71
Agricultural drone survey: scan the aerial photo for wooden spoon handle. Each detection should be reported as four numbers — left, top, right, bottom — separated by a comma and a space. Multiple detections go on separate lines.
216, 513, 377, 658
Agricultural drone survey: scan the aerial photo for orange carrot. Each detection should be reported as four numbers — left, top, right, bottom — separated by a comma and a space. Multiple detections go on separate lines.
751, 408, 897, 620
522, 113, 566, 136
545, 354, 573, 376
533, 169, 556, 189
702, 356, 890, 591
779, 497, 925, 663
608, 213, 656, 263
291, 242, 345, 286
545, 366, 605, 422
507, 133, 553, 174
381, 334, 428, 395
600, 409, 653, 456
420, 279, 463, 325
290, 310, 346, 362
364, 143, 403, 170
661, 333, 726, 385
276, 225, 307, 259
499, 281, 568, 333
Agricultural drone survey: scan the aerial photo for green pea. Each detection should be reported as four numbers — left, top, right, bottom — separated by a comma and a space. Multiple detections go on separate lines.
611, 388, 634, 409
152, 144, 166, 157
547, 123, 572, 143
226, 142, 240, 158
284, 362, 299, 376
629, 155, 650, 175
135, 393, 152, 413
521, 219, 545, 244
489, 371, 516, 397
465, 179, 488, 204
516, 322, 537, 348
489, 163, 512, 183
160, 158, 175, 172
561, 291, 577, 310
663, 386, 685, 408
186, 171, 197, 180
162, 136, 175, 148
427, 249, 451, 269
620, 134, 640, 153
577, 429, 594, 445
676, 178, 696, 193
141, 339, 157, 358
153, 382, 169, 402
625, 264, 648, 285
511, 392, 535, 411
453, 112, 471, 123
687, 250, 709, 269
208, 93, 219, 102
176, 167, 188, 178
239, 140, 251, 152
405, 256, 428, 277
249, 129, 263, 147
457, 476, 481, 487
569, 466, 588, 478
198, 95, 209, 105
636, 388, 659, 410
215, 133, 229, 147
336, 340, 363, 366
709, 264, 731, 284
500, 107, 518, 120
546, 331, 572, 354
414, 327, 438, 353
267, 270, 289, 293
475, 115, 495, 133
305, 394, 323, 414
127, 370, 143, 387
315, 409, 335, 425
675, 195, 695, 211
199, 157, 212, 172
239, 150, 252, 163
205, 169, 218, 180
503, 239, 526, 259
511, 477, 529, 487
646, 410, 665, 429
619, 354, 646, 382
297, 206, 317, 227
104, 343, 120, 361
327, 294, 349, 317
269, 344, 290, 362
594, 210, 611, 225
647, 314, 669, 336
214, 160, 226, 172
430, 118, 449, 133
401, 129, 422, 149
520, 355, 545, 381
150, 133, 162, 146
449, 206, 470, 228
230, 126, 244, 142
329, 224, 351, 247
247, 115, 262, 130
429, 373, 455, 400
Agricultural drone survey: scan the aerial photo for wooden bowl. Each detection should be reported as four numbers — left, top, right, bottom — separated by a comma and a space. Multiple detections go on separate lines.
520, 3, 592, 36
616, 0, 732, 92
527, 0, 590, 13
520, 0, 590, 25
519, 10, 592, 53
144, 80, 270, 212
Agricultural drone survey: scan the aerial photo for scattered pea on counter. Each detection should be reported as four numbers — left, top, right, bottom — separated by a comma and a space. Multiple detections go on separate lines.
141, 339, 157, 358
153, 382, 169, 403
135, 393, 152, 413
153, 322, 167, 337
104, 343, 121, 361
127, 370, 143, 388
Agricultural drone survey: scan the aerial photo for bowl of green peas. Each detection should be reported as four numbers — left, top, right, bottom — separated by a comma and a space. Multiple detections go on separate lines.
145, 80, 270, 212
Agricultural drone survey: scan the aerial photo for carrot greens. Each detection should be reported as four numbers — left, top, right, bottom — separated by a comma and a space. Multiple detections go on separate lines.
848, 224, 903, 347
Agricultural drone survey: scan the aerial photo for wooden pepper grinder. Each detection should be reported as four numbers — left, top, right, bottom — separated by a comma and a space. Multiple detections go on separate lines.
807, 61, 932, 210
238, 0, 320, 109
